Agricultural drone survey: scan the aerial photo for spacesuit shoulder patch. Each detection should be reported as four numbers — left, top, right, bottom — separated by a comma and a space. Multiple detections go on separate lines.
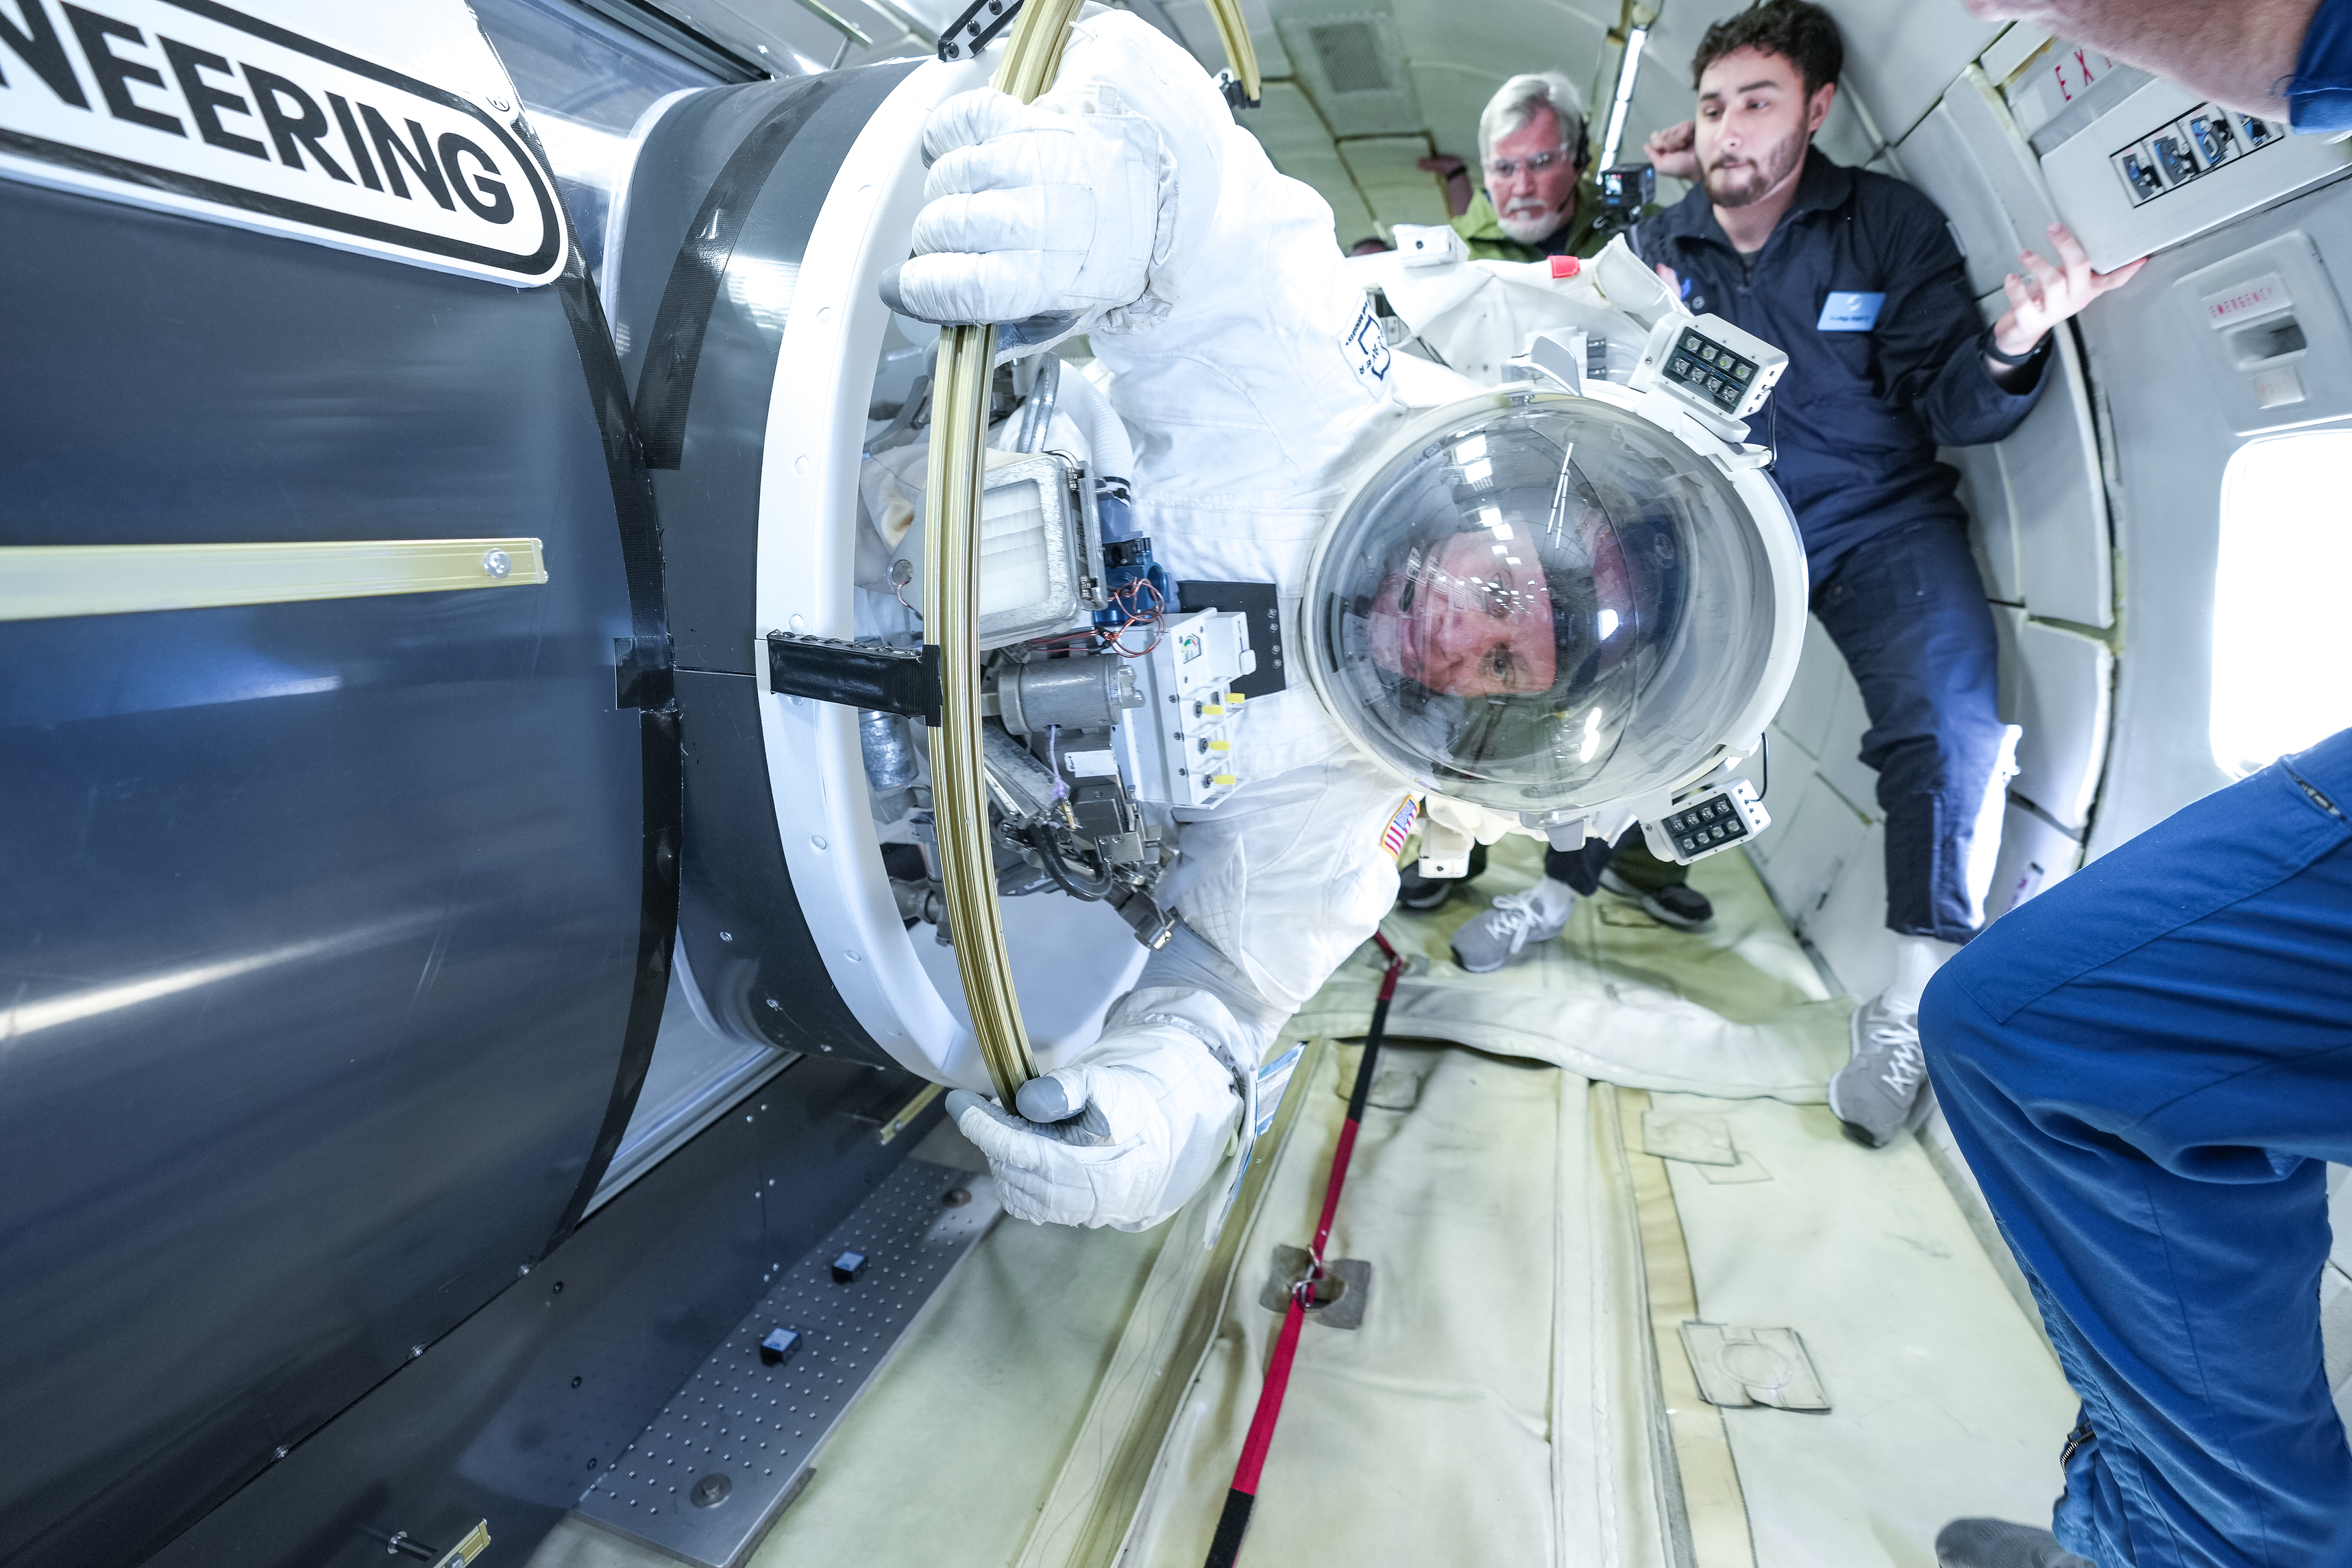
1380, 794, 1419, 860
1341, 298, 1393, 399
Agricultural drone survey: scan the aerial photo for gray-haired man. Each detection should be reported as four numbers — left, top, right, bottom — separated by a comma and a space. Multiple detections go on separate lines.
1448, 71, 1602, 262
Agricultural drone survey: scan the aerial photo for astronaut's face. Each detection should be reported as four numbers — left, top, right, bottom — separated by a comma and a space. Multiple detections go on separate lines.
1367, 532, 1557, 698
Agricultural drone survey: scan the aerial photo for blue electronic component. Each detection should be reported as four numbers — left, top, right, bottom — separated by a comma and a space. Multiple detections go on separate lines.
1095, 536, 1180, 632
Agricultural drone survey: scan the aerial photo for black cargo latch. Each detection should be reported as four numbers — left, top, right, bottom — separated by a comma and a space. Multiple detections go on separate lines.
765, 633, 942, 727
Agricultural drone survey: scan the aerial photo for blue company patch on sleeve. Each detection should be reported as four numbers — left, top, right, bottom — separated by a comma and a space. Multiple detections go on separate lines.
1817, 291, 1885, 331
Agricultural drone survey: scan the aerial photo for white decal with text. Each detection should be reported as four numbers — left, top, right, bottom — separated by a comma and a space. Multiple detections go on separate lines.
0, 0, 566, 285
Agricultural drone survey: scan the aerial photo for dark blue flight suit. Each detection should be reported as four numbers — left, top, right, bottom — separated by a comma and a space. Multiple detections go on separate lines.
1630, 149, 2048, 941
1922, 11, 2352, 1562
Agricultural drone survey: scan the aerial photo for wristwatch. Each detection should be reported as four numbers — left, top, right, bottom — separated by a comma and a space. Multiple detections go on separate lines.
1985, 326, 2052, 368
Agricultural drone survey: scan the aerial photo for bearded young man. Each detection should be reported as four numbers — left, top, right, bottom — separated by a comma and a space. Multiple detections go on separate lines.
1630, 0, 2141, 1147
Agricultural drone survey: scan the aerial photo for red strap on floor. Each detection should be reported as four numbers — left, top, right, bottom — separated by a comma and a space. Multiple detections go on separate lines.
1203, 931, 1403, 1568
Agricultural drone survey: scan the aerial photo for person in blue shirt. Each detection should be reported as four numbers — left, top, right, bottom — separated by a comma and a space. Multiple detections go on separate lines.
1627, 0, 2139, 1149
1898, 5, 2352, 1567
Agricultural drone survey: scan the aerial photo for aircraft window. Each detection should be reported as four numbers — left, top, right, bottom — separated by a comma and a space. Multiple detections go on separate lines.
2210, 429, 2352, 775
472, 0, 728, 281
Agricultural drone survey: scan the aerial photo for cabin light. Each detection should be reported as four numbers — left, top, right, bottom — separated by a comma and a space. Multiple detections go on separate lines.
1599, 23, 1650, 171
1598, 608, 1620, 638
1580, 705, 1605, 763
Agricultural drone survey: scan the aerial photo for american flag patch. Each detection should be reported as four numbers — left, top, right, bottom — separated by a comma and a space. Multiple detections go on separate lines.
1380, 795, 1419, 860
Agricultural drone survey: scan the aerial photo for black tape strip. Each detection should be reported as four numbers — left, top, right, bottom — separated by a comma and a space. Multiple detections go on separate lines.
633, 74, 850, 469
535, 131, 683, 1254
1202, 1488, 1256, 1568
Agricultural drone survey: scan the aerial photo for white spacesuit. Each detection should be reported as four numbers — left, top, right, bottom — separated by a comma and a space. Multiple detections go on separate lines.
890, 10, 1802, 1230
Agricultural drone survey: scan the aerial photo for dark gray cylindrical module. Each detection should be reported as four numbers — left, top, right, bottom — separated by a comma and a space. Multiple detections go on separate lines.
998, 653, 1144, 735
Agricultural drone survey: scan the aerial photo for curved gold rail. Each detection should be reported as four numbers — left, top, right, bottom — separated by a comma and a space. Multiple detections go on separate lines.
921, 0, 1261, 1108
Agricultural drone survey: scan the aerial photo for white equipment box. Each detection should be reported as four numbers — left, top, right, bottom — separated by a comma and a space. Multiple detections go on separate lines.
1114, 608, 1255, 807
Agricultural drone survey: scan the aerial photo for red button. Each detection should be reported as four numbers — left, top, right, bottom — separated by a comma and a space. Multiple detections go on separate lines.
1550, 255, 1580, 279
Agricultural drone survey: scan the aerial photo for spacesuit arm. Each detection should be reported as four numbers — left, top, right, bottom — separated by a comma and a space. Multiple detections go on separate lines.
949, 761, 1410, 1231
880, 11, 1229, 350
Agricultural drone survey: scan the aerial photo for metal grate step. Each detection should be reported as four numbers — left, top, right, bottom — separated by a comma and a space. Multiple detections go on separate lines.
575, 1156, 1001, 1565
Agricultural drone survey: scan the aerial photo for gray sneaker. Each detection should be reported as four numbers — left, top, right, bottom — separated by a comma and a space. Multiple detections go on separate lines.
1935, 1518, 2093, 1568
1826, 995, 1930, 1148
1450, 890, 1571, 974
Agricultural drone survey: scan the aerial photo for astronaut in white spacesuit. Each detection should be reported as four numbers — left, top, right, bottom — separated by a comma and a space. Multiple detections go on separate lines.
888, 10, 1788, 1231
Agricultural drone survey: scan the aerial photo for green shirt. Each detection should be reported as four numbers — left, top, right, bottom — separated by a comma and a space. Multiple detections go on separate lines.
1447, 174, 1622, 263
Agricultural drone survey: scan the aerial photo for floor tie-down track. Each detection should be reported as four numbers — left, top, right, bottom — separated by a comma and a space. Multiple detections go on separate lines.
572, 1157, 1001, 1566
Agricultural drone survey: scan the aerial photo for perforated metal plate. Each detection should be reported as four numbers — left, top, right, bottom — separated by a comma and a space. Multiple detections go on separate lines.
576, 1157, 1001, 1564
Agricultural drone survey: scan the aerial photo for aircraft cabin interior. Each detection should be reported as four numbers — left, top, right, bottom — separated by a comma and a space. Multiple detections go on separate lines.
5, 0, 2350, 1565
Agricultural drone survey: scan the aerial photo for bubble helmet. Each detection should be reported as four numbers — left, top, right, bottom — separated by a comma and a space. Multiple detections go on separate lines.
1302, 388, 1805, 816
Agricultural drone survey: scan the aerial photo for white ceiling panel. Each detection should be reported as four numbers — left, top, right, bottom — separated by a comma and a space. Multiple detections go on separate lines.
1338, 133, 1450, 227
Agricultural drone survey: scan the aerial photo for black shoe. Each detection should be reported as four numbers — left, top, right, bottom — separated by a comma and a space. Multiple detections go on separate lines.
1934, 1519, 2093, 1568
1599, 869, 1712, 931
1396, 867, 1458, 913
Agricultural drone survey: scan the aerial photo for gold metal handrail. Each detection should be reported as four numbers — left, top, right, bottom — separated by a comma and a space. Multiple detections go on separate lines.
921, 0, 1260, 1107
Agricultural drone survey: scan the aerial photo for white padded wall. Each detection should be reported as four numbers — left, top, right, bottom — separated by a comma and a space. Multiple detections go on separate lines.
1754, 619, 1899, 998
1994, 609, 2115, 833
2000, 329, 2115, 629
1899, 99, 2026, 299
1818, 1, 2003, 142
1947, 441, 2025, 606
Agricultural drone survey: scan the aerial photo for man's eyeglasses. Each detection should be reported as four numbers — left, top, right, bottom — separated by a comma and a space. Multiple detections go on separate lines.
1484, 149, 1570, 179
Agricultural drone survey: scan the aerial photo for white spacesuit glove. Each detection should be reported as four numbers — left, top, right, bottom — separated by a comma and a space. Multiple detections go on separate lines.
945, 1007, 1242, 1231
879, 87, 1172, 346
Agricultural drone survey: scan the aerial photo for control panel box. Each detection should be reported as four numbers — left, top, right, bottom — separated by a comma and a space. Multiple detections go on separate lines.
1645, 777, 1770, 866
1632, 314, 1788, 424
1114, 609, 1256, 807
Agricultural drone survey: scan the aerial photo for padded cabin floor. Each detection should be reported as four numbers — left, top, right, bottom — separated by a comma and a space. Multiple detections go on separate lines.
530, 845, 2077, 1568
1297, 838, 1854, 1099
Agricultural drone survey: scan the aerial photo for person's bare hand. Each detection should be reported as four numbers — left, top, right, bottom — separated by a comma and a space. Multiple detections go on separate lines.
1653, 261, 1681, 296
1644, 120, 1699, 181
1993, 221, 2145, 355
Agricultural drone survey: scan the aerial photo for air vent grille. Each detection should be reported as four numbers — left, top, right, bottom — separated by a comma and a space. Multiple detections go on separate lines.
1308, 20, 1390, 95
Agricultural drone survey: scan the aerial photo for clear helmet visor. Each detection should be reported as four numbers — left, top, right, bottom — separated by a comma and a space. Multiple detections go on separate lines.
1305, 392, 1783, 812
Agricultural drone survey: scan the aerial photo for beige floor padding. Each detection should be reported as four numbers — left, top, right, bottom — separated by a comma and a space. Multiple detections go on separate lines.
1649, 1091, 2076, 1568
534, 853, 2076, 1568
1115, 1044, 1672, 1568
1294, 838, 1852, 1100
